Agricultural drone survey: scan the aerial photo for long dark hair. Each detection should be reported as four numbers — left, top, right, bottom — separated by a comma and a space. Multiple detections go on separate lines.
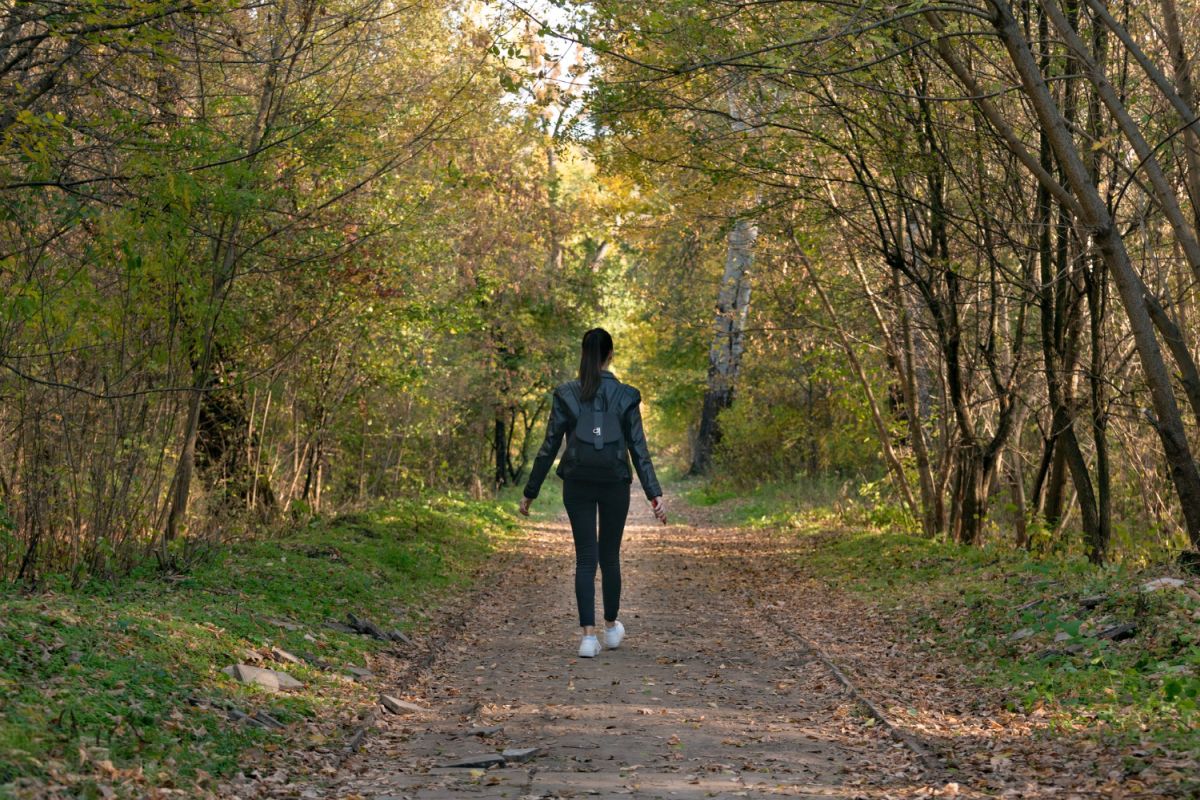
579, 327, 614, 401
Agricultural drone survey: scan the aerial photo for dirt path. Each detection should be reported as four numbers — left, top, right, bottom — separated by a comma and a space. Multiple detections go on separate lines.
294, 497, 931, 799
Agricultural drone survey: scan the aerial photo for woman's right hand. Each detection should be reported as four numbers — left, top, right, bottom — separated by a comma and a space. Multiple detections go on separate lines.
651, 496, 667, 525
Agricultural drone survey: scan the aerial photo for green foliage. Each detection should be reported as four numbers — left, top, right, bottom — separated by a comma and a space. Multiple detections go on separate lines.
0, 496, 515, 794
853, 477, 918, 531
0, 0, 621, 580
682, 482, 740, 507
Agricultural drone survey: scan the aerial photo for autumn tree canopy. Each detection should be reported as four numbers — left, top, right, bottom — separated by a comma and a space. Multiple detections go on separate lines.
4, 0, 1200, 579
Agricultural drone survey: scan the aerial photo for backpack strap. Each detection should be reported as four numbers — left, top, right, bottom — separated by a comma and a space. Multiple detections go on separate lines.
591, 394, 605, 450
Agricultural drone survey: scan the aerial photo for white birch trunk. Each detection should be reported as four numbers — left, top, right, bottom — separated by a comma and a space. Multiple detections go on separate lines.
690, 79, 761, 474
691, 217, 757, 474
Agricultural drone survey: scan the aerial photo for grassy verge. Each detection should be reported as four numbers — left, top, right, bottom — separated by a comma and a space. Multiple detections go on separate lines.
687, 478, 1200, 763
0, 494, 517, 799
515, 478, 563, 522
682, 474, 862, 527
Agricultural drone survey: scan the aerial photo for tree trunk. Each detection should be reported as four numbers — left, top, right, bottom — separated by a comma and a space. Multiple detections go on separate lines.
1043, 446, 1068, 526
984, 0, 1200, 546
1083, 0, 1200, 231
1009, 448, 1029, 548
160, 12, 288, 551
829, 177, 940, 536
494, 412, 509, 489
1042, 0, 1200, 284
691, 217, 757, 475
1157, 0, 1200, 230
358, 409, 368, 503
249, 388, 271, 512
895, 254, 940, 536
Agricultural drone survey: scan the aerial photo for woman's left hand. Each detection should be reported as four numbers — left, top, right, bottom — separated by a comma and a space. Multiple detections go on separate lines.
519, 496, 533, 516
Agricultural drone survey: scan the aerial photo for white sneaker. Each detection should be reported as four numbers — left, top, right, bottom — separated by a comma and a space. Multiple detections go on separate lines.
604, 620, 625, 649
578, 634, 601, 658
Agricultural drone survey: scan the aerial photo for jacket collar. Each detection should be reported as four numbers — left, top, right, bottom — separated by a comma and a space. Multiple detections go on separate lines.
601, 369, 616, 380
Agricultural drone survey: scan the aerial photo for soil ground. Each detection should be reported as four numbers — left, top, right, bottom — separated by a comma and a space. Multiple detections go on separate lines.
270, 494, 1155, 800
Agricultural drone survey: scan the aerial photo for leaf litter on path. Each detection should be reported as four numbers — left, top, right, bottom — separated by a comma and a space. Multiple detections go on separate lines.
226, 498, 1182, 799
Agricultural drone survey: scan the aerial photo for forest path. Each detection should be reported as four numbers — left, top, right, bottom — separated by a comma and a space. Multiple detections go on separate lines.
307, 493, 931, 799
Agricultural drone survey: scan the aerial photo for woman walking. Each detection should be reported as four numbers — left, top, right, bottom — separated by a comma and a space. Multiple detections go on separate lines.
519, 328, 668, 657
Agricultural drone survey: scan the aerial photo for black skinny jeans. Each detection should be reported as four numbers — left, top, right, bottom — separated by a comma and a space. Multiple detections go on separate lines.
562, 479, 631, 628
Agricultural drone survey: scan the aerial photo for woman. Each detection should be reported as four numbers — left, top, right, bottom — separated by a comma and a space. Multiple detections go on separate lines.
519, 328, 668, 657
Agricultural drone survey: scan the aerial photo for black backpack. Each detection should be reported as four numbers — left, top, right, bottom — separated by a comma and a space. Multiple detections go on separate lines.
568, 387, 627, 481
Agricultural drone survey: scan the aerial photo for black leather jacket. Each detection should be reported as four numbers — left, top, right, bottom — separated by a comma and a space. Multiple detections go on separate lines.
523, 370, 662, 500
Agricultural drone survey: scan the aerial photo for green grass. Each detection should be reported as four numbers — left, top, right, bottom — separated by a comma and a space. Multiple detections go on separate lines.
506, 477, 563, 522
0, 494, 517, 798
801, 527, 1199, 750
682, 474, 861, 528
686, 478, 1200, 768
